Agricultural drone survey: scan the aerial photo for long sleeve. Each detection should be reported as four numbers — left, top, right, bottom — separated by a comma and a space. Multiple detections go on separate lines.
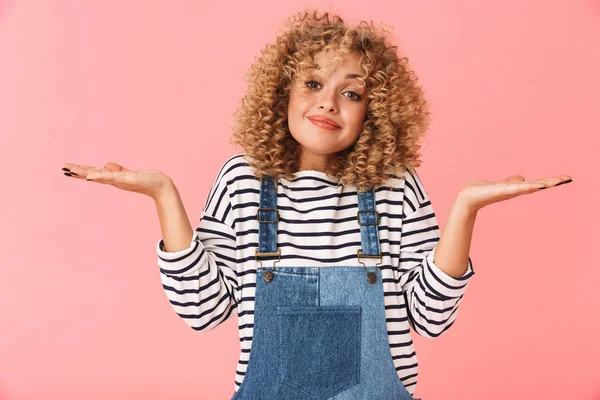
156, 165, 238, 332
398, 169, 475, 339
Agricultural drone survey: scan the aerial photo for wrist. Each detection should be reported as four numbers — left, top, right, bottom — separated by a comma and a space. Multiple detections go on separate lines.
153, 178, 177, 203
454, 191, 479, 217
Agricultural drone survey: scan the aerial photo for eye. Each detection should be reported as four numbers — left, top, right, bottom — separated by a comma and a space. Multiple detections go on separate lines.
304, 80, 321, 90
344, 91, 362, 101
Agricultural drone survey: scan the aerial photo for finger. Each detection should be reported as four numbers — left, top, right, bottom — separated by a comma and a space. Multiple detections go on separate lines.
528, 176, 571, 190
85, 171, 115, 183
63, 171, 84, 180
552, 175, 572, 184
503, 175, 525, 182
553, 176, 573, 187
86, 170, 133, 185
62, 162, 103, 171
62, 162, 107, 175
104, 162, 132, 173
538, 176, 572, 189
502, 179, 547, 195
521, 178, 553, 190
61, 162, 82, 172
61, 165, 101, 181
67, 166, 108, 181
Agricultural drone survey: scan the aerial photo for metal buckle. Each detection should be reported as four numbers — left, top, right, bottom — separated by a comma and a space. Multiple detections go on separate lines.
255, 247, 281, 283
257, 207, 279, 223
357, 210, 380, 226
255, 247, 281, 263
357, 248, 383, 266
357, 248, 382, 284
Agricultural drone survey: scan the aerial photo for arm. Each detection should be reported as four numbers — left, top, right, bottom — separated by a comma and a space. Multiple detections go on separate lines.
399, 169, 475, 339
431, 195, 477, 279
155, 180, 195, 253
155, 172, 238, 332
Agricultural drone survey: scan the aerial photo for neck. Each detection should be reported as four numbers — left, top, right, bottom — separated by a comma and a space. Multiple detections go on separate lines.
298, 151, 335, 173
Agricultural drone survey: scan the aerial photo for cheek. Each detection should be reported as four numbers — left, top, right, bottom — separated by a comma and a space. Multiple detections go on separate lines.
288, 93, 311, 117
346, 106, 367, 130
287, 97, 301, 120
287, 96, 307, 129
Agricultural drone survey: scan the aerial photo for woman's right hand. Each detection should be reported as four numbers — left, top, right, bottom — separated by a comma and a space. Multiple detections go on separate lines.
61, 161, 174, 201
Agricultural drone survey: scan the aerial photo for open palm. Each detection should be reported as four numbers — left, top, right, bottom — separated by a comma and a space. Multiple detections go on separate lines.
61, 161, 172, 200
459, 174, 573, 212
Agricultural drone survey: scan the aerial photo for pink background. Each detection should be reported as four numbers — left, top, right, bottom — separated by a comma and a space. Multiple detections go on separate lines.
1, 1, 599, 399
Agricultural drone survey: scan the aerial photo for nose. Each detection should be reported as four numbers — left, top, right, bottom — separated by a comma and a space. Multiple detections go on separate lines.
317, 87, 338, 113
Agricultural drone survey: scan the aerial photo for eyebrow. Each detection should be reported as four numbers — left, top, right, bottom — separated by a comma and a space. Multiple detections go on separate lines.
309, 67, 363, 81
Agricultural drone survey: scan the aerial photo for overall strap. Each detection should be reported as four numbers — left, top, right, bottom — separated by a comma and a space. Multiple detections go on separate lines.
357, 187, 383, 283
255, 175, 280, 281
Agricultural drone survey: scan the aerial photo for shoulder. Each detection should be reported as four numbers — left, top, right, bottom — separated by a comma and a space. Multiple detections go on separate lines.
383, 167, 430, 215
208, 152, 260, 199
401, 167, 428, 204
213, 152, 255, 183
381, 167, 423, 196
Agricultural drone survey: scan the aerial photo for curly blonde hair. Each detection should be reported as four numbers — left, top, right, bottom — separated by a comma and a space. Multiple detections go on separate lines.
229, 8, 431, 193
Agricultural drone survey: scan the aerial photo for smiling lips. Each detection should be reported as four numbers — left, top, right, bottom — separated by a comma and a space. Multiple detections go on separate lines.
307, 115, 341, 130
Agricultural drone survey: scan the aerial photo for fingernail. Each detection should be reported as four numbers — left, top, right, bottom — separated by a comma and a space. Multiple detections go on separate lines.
70, 172, 78, 176
62, 168, 70, 172
86, 178, 93, 181
538, 187, 546, 190
64, 172, 72, 176
555, 179, 573, 187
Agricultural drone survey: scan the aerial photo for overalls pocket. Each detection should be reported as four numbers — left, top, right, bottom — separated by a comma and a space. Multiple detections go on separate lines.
275, 305, 362, 399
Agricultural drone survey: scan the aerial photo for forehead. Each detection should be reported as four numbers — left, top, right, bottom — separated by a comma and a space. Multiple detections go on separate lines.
303, 52, 364, 83
311, 50, 362, 71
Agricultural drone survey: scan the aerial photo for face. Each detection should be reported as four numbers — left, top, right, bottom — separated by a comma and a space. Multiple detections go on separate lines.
287, 50, 368, 171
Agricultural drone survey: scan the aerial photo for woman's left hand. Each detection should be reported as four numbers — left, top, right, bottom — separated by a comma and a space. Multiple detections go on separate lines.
457, 174, 573, 213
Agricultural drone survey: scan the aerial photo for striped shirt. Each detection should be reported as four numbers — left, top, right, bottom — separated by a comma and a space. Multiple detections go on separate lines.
156, 152, 475, 396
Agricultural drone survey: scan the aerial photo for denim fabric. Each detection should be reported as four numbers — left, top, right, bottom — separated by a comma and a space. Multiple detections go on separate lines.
356, 186, 381, 258
234, 176, 422, 400
256, 174, 278, 255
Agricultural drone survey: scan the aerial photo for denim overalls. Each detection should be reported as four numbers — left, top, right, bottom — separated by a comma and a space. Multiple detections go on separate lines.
232, 175, 422, 400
